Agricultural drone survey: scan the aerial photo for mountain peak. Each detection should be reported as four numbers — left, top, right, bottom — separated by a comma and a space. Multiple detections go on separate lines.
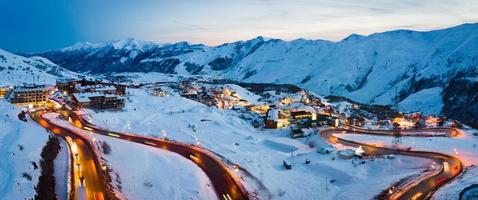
61, 41, 103, 52
110, 38, 158, 51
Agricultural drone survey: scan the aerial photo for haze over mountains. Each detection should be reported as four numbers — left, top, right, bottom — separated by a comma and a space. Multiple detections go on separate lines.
3, 22, 478, 126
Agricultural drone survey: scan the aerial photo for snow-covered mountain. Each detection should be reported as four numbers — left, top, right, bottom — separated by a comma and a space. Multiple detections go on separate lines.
0, 49, 81, 86
30, 23, 478, 122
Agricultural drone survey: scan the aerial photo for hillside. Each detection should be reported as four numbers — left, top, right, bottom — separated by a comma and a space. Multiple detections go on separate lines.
0, 49, 80, 86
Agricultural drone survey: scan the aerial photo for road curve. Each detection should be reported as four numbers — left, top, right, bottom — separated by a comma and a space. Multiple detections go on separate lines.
321, 128, 463, 200
30, 110, 113, 200
67, 110, 250, 200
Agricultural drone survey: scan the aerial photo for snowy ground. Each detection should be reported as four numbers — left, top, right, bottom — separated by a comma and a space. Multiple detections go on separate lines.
432, 166, 478, 200
338, 128, 478, 199
46, 113, 218, 200
85, 88, 434, 199
0, 100, 50, 199
398, 87, 443, 115
54, 137, 70, 200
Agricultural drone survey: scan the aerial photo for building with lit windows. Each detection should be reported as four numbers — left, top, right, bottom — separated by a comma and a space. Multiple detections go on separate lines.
6, 85, 49, 106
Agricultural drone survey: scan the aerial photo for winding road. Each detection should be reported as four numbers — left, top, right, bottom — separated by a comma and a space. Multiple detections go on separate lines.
30, 110, 112, 200
66, 110, 250, 200
321, 127, 463, 200
32, 103, 463, 200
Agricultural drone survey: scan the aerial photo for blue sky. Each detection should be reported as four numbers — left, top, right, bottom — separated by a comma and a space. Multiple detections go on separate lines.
1, 0, 477, 52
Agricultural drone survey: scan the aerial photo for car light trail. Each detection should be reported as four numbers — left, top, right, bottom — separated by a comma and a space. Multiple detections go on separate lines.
411, 192, 422, 200
189, 154, 200, 162
443, 162, 450, 173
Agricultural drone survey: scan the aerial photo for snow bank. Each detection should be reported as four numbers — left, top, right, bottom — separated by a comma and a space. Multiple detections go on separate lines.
54, 138, 71, 200
0, 100, 50, 199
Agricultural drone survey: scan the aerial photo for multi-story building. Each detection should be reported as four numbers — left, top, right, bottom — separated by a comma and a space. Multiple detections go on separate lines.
57, 79, 126, 95
72, 92, 125, 109
6, 85, 49, 105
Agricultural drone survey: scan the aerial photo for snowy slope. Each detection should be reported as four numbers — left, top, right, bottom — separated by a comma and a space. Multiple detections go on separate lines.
0, 48, 80, 86
398, 87, 443, 115
0, 100, 50, 199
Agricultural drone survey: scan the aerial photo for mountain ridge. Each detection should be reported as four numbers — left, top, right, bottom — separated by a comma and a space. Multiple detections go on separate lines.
24, 23, 478, 122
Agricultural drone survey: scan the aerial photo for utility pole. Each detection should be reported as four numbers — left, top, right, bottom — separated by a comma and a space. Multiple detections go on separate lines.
325, 176, 329, 191
395, 87, 400, 110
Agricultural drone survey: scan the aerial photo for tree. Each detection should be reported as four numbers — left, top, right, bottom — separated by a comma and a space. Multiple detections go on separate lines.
17, 111, 27, 122
102, 142, 112, 155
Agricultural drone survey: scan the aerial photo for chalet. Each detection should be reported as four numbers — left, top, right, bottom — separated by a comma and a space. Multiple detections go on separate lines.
152, 88, 167, 97
296, 119, 317, 129
247, 104, 269, 115
290, 128, 304, 138
265, 108, 280, 128
72, 92, 125, 109
75, 84, 117, 94
0, 86, 12, 98
56, 79, 126, 95
317, 146, 335, 154
180, 90, 199, 99
290, 110, 313, 120
6, 85, 49, 106
337, 149, 355, 159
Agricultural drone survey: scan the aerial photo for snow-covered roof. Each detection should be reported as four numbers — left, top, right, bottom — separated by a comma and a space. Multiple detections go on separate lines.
75, 84, 116, 91
73, 92, 123, 103
12, 86, 48, 92
267, 108, 279, 121
73, 93, 100, 103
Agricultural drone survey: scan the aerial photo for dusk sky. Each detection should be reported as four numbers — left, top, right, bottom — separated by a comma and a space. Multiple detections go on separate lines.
1, 0, 478, 52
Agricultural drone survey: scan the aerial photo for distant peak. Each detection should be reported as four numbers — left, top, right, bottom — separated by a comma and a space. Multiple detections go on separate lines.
61, 41, 103, 52
110, 38, 158, 50
342, 33, 365, 41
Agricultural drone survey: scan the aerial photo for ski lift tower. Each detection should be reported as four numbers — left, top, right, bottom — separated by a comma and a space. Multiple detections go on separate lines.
392, 125, 402, 145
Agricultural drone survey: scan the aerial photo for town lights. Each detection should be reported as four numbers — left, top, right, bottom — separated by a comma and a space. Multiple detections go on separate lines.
232, 164, 239, 172
388, 186, 395, 194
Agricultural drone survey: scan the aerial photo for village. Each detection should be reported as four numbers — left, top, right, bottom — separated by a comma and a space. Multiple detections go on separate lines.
152, 79, 455, 137
1, 75, 476, 200
1, 77, 455, 140
0, 77, 459, 169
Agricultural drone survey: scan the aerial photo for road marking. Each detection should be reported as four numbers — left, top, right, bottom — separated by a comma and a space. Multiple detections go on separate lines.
108, 133, 121, 138
144, 141, 157, 146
